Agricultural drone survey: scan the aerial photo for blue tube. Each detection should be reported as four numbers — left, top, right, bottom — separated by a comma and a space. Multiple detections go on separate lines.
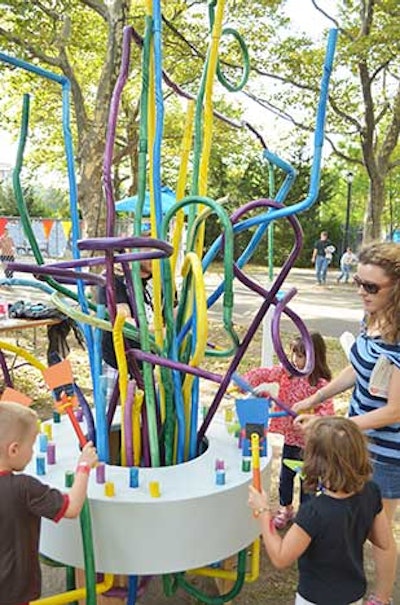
94, 304, 109, 462
0, 52, 67, 85
127, 575, 138, 605
0, 50, 97, 416
151, 0, 165, 235
0, 278, 55, 295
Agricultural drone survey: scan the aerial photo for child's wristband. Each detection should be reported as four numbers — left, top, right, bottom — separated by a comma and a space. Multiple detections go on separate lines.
76, 462, 91, 475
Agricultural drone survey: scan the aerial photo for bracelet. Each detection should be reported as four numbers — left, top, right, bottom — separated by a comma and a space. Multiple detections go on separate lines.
254, 507, 269, 518
76, 462, 91, 475
316, 390, 325, 403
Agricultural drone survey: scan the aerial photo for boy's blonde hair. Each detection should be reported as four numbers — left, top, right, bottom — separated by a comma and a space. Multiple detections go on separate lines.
0, 402, 38, 452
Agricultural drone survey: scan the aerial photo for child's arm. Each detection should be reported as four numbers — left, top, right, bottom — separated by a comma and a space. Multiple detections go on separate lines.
242, 366, 282, 391
248, 486, 311, 569
368, 509, 390, 550
293, 365, 356, 414
64, 441, 98, 519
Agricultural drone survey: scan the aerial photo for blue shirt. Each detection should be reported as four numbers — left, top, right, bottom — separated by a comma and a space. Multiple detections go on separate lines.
349, 332, 400, 465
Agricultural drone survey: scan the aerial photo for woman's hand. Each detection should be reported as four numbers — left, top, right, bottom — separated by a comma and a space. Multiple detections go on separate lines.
292, 397, 315, 414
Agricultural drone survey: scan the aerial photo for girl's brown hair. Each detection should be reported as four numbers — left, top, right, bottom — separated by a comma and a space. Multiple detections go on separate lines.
290, 332, 331, 386
302, 417, 371, 494
358, 241, 400, 343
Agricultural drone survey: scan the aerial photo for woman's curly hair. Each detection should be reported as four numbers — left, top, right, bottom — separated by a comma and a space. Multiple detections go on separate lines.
358, 241, 400, 344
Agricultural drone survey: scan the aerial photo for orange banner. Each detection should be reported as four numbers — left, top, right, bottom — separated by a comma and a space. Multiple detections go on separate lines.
0, 217, 8, 236
42, 219, 54, 240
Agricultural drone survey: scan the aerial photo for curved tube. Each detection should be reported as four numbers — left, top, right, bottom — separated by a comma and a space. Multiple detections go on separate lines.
113, 309, 129, 466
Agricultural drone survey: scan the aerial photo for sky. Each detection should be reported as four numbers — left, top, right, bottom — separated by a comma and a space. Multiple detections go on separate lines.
284, 0, 337, 40
0, 1, 337, 167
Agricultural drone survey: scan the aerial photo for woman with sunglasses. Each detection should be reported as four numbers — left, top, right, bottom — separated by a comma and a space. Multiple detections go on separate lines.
293, 241, 400, 605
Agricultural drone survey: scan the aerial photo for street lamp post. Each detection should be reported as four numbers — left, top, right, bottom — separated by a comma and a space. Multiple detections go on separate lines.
343, 171, 354, 251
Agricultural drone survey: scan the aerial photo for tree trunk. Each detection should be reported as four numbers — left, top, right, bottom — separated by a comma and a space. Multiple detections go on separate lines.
78, 131, 107, 240
363, 175, 385, 243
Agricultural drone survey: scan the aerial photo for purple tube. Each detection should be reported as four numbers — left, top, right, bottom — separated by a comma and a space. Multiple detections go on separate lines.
124, 381, 136, 467
47, 442, 56, 465
197, 200, 304, 452
96, 462, 106, 484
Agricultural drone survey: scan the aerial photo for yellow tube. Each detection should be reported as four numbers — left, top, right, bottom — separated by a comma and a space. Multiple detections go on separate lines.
188, 539, 260, 583
30, 573, 114, 605
170, 100, 195, 279
195, 0, 225, 259
199, 0, 225, 197
180, 253, 208, 453
112, 309, 129, 466
0, 340, 47, 372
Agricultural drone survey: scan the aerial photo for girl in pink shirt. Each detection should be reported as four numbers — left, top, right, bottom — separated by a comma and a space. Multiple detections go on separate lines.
243, 332, 334, 529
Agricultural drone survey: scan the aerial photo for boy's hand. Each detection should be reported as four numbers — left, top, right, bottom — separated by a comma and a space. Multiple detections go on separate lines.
78, 441, 98, 468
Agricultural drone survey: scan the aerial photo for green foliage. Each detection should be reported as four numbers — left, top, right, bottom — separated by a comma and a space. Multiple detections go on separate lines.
1, 0, 398, 243
0, 180, 69, 218
204, 148, 344, 268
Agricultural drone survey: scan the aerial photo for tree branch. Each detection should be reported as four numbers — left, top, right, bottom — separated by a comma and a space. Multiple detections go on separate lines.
324, 135, 364, 166
378, 84, 400, 170
0, 26, 63, 69
328, 95, 362, 131
79, 0, 109, 20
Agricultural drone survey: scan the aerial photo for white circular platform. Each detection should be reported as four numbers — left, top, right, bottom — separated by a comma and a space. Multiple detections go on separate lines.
27, 410, 271, 574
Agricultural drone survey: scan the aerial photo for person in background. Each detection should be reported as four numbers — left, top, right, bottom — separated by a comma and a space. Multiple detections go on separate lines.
98, 252, 153, 397
311, 230, 335, 285
337, 246, 358, 284
294, 241, 400, 605
0, 401, 98, 605
0, 227, 15, 278
243, 332, 334, 529
248, 416, 390, 605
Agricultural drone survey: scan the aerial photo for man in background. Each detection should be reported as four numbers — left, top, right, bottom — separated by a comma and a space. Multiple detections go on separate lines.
311, 230, 335, 285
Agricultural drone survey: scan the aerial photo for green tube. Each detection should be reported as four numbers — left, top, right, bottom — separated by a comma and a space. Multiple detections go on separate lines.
66, 566, 77, 605
13, 95, 96, 310
163, 549, 248, 604
79, 500, 97, 605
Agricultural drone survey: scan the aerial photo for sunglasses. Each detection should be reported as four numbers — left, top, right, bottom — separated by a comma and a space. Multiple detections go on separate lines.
353, 275, 392, 295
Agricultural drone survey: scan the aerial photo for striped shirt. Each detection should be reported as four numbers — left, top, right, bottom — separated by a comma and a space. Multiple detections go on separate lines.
349, 331, 400, 465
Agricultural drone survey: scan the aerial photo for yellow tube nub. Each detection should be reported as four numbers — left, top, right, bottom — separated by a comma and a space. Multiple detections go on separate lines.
149, 481, 161, 498
105, 481, 115, 497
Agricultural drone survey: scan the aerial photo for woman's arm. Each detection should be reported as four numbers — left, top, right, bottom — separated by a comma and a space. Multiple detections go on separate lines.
351, 365, 400, 430
293, 365, 356, 413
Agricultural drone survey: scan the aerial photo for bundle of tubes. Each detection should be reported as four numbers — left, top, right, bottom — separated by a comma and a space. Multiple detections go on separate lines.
0, 2, 337, 473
